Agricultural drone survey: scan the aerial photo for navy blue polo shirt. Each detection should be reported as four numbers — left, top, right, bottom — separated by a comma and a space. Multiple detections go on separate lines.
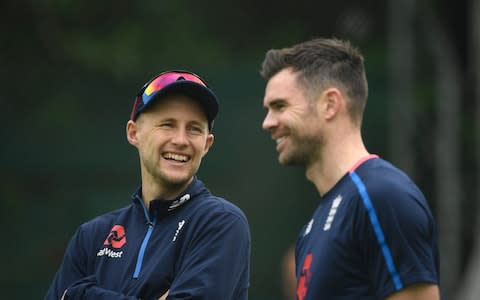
295, 156, 439, 299
45, 177, 250, 300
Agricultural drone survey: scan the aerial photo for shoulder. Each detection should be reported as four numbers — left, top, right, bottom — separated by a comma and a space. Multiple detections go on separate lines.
195, 193, 248, 221
350, 158, 435, 231
77, 205, 133, 235
354, 159, 415, 189
186, 178, 249, 225
208, 196, 248, 220
177, 194, 251, 250
352, 158, 428, 208
183, 193, 251, 239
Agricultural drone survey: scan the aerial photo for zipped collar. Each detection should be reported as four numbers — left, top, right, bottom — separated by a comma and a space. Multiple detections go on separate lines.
131, 177, 208, 220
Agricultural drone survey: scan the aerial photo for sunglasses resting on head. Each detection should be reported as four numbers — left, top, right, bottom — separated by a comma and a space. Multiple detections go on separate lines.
130, 70, 219, 131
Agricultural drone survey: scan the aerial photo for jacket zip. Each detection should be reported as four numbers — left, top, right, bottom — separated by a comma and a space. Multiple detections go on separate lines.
133, 201, 156, 279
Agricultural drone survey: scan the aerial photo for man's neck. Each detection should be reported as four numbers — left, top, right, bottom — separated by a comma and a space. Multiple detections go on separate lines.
306, 133, 369, 197
141, 175, 193, 208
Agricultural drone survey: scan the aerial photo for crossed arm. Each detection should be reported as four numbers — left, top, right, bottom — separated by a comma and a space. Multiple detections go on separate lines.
48, 212, 250, 300
60, 289, 168, 300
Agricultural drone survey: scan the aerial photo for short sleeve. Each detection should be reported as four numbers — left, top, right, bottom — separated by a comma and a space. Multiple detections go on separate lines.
353, 173, 439, 299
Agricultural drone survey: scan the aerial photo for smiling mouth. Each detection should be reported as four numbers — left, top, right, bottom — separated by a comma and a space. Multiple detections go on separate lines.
276, 137, 286, 145
274, 136, 288, 152
163, 153, 189, 162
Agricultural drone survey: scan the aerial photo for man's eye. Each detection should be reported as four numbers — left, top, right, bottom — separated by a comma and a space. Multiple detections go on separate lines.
189, 126, 203, 133
272, 102, 286, 110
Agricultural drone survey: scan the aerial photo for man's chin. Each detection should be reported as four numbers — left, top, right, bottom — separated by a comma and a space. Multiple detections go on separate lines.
165, 177, 192, 186
278, 154, 304, 166
158, 173, 194, 188
278, 157, 293, 166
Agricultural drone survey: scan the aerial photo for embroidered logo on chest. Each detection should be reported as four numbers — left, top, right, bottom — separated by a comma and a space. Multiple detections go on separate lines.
323, 195, 343, 231
169, 194, 191, 211
172, 220, 186, 241
304, 219, 314, 236
97, 224, 126, 258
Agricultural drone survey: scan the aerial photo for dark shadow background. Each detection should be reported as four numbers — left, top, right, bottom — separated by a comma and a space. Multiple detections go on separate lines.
0, 1, 475, 299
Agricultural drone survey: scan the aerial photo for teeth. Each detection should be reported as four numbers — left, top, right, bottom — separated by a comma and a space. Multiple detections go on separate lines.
164, 153, 188, 162
276, 137, 286, 145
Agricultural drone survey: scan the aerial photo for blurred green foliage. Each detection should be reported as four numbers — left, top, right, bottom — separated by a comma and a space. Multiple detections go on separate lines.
1, 0, 472, 299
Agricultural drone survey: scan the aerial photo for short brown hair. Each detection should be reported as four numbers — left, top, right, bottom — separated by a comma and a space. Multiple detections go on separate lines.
260, 38, 368, 125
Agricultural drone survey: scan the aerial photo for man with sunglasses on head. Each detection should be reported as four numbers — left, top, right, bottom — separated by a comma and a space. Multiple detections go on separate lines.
45, 70, 251, 300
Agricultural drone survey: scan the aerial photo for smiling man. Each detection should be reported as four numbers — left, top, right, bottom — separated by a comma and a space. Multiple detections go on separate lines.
260, 39, 440, 300
45, 70, 251, 300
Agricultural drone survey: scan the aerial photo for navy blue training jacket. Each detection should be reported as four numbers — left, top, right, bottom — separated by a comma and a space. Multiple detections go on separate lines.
45, 177, 251, 300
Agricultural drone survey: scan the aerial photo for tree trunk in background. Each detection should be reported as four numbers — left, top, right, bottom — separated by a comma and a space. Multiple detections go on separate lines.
387, 0, 415, 176
423, 9, 462, 300
456, 1, 480, 299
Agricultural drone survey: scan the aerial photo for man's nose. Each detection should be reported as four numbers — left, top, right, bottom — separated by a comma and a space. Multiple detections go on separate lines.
171, 128, 189, 145
262, 111, 277, 131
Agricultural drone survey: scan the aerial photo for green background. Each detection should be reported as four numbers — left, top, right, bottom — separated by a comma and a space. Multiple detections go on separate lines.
1, 1, 475, 299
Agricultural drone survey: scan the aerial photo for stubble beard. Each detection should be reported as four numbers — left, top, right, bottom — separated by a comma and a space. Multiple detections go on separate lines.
142, 156, 198, 191
279, 133, 323, 167
279, 99, 324, 167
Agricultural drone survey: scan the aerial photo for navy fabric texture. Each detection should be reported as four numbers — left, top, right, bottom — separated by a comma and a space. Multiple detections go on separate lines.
45, 178, 250, 300
295, 158, 439, 300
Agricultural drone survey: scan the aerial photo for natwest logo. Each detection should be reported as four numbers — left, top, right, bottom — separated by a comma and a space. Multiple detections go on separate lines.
103, 225, 127, 249
97, 247, 123, 258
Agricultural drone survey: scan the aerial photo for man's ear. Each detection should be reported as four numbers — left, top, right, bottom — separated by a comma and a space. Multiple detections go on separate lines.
321, 87, 343, 120
202, 134, 215, 156
126, 120, 139, 147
